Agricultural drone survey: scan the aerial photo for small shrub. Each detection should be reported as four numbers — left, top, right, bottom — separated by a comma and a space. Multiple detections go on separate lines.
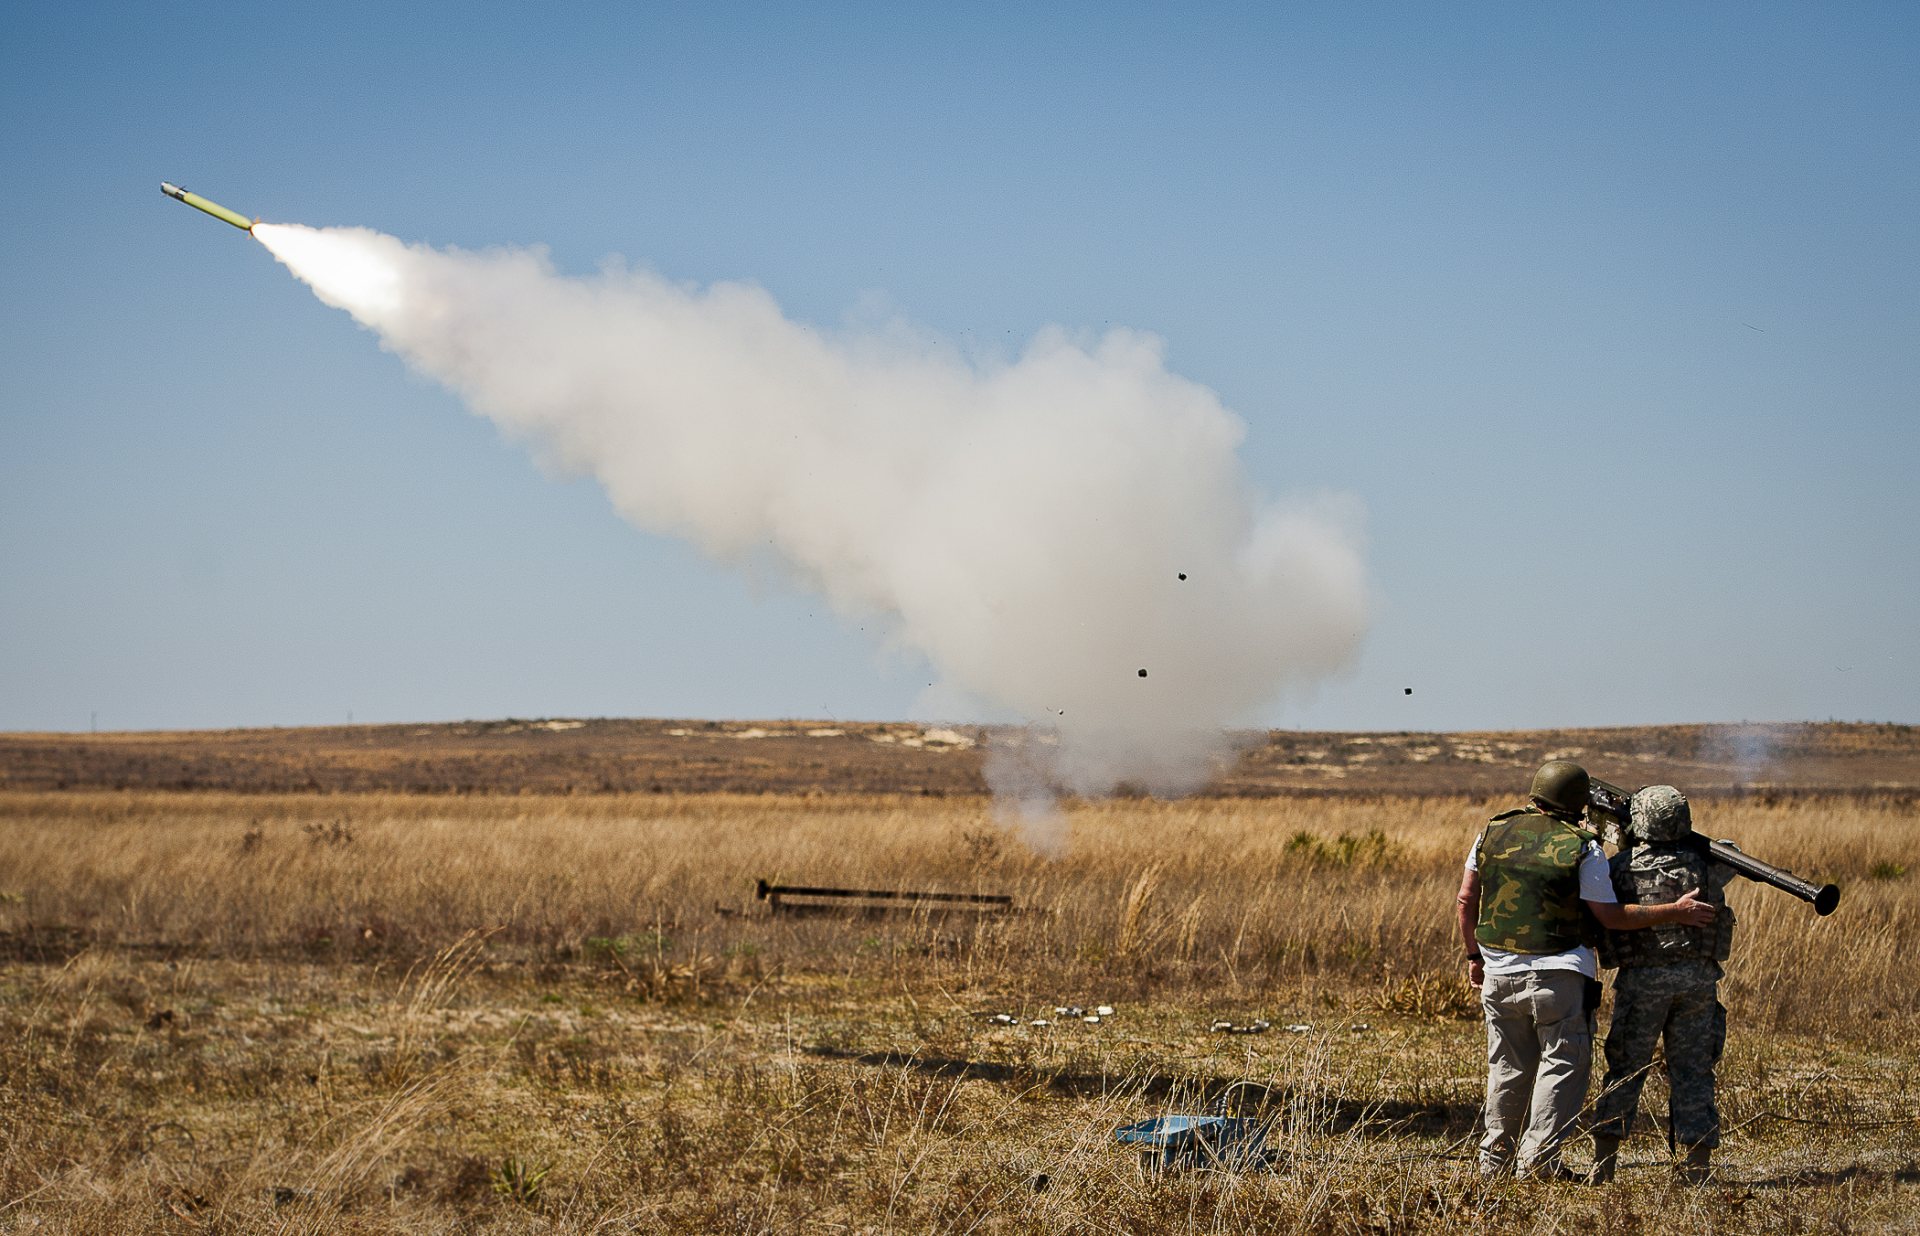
302, 818, 354, 847
489, 1155, 550, 1206
959, 827, 1003, 864
1371, 969, 1480, 1020
1285, 828, 1406, 867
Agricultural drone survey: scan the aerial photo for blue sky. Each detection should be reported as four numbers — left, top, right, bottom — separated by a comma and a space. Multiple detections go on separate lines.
3, 2, 1915, 732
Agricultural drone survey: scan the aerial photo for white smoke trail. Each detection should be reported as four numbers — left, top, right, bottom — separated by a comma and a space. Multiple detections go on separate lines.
253, 223, 1368, 816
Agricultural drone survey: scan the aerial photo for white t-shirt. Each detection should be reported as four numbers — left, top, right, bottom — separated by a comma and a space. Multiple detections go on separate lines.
1465, 832, 1617, 979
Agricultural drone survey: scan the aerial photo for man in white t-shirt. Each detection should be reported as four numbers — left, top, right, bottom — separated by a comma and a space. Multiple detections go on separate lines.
1454, 760, 1715, 1179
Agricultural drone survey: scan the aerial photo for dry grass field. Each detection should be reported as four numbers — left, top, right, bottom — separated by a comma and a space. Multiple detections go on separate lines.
5, 718, 1917, 797
1, 725, 1917, 1232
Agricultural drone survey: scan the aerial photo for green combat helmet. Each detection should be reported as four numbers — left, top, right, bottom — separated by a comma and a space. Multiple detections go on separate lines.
1530, 759, 1590, 818
1629, 785, 1692, 843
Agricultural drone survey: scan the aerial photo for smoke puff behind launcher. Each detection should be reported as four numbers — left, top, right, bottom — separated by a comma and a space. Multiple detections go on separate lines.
253, 222, 1369, 798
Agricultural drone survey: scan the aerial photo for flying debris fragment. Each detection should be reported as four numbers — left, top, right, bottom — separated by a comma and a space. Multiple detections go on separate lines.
160, 182, 256, 232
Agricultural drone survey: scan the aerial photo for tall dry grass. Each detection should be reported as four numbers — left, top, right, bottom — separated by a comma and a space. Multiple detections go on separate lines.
1, 791, 1912, 1036
2, 791, 1917, 1232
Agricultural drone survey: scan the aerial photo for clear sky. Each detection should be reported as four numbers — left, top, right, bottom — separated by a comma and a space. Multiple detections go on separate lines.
3, 1, 1915, 734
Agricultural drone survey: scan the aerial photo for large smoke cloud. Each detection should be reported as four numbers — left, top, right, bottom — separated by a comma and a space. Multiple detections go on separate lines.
254, 223, 1367, 810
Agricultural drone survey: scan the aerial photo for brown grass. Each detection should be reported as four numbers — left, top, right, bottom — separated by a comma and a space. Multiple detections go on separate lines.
1, 790, 1916, 1231
6, 718, 1918, 796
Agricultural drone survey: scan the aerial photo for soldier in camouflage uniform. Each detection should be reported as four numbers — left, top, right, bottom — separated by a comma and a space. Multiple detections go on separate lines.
1590, 785, 1736, 1185
1457, 763, 1715, 1180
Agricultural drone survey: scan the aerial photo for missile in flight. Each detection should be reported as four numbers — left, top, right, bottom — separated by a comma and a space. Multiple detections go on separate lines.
159, 182, 255, 232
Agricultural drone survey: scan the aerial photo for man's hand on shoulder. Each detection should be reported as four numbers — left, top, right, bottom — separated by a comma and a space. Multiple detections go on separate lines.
1669, 888, 1716, 927
1586, 887, 1717, 931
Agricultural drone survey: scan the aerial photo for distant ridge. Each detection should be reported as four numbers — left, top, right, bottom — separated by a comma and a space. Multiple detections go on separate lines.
3, 720, 1915, 797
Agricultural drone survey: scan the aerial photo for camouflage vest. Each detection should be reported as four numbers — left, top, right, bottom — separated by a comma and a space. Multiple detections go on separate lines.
1473, 808, 1599, 954
1597, 841, 1735, 969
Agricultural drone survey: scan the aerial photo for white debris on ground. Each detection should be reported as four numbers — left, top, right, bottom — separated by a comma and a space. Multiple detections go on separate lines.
980, 1003, 1119, 1028
656, 724, 856, 739
870, 728, 978, 750
490, 719, 590, 733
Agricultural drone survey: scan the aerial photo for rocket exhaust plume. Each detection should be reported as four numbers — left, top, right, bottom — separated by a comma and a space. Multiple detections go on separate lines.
252, 223, 1368, 837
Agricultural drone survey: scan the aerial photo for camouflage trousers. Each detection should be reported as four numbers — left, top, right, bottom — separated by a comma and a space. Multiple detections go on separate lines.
1592, 965, 1725, 1148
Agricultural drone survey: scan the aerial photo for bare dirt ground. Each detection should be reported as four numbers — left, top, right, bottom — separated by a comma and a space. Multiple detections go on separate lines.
3, 718, 1916, 797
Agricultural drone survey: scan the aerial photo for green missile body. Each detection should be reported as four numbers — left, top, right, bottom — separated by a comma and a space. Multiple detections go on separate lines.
160, 182, 255, 232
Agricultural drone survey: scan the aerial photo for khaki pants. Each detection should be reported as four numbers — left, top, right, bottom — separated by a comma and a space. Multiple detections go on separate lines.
1480, 968, 1593, 1174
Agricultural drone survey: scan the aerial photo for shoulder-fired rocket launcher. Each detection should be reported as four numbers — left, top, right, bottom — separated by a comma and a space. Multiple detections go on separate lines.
1588, 777, 1841, 915
160, 182, 255, 232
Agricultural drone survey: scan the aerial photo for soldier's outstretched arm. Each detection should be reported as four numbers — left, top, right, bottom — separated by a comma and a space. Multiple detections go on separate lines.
1587, 887, 1716, 931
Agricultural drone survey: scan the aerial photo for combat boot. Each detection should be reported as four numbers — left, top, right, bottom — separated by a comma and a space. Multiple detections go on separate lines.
1587, 1134, 1620, 1185
1677, 1143, 1712, 1185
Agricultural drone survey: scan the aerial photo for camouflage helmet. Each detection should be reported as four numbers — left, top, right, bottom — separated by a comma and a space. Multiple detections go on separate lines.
1629, 784, 1692, 843
1529, 759, 1590, 818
